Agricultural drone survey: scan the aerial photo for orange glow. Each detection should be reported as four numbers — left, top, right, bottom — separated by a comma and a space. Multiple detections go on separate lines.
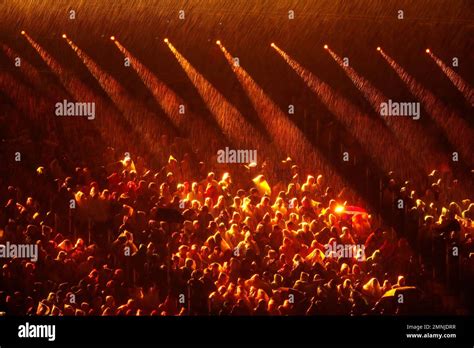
216, 40, 221, 45
62, 34, 67, 39
335, 205, 345, 214
377, 46, 381, 51
164, 38, 169, 43
323, 44, 328, 50
425, 48, 430, 53
21, 30, 25, 35
110, 36, 115, 41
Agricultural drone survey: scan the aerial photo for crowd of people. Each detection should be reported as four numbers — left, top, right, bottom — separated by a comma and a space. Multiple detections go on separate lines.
1, 142, 473, 316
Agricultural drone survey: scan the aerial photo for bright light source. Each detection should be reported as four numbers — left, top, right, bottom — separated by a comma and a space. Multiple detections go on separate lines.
164, 38, 169, 43
323, 44, 328, 50
110, 36, 115, 41
216, 40, 221, 45
335, 205, 345, 214
377, 47, 381, 51
62, 34, 67, 39
270, 42, 275, 48
425, 48, 430, 54
21, 30, 25, 35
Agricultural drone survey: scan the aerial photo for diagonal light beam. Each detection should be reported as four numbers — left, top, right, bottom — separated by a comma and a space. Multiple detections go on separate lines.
426, 49, 474, 107
113, 39, 224, 157
64, 35, 176, 158
164, 39, 283, 176
325, 46, 450, 173
379, 49, 474, 167
21, 32, 150, 160
218, 42, 350, 193
271, 43, 422, 183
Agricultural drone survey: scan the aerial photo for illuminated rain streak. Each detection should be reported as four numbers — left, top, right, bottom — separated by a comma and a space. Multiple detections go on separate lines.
271, 44, 421, 181
326, 47, 449, 172
0, 71, 82, 154
21, 33, 99, 109
0, 90, 61, 208
0, 71, 94, 172
22, 33, 74, 91
1, 42, 51, 119
19, 33, 100, 132
0, 57, 91, 153
380, 50, 474, 167
1, 43, 84, 144
326, 47, 385, 110
2, 39, 76, 136
21, 32, 147, 158
426, 50, 474, 107
164, 40, 272, 155
64, 37, 174, 155
218, 42, 348, 192
113, 39, 224, 156
0, 72, 51, 122
1, 44, 65, 101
